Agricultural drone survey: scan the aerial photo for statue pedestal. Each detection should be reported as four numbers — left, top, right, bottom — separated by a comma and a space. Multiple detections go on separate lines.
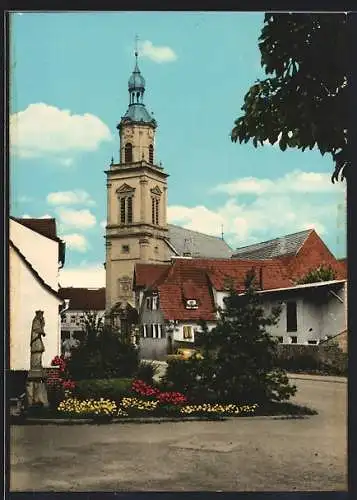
26, 368, 49, 408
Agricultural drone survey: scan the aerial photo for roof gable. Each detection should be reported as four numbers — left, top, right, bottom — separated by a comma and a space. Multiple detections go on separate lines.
116, 183, 135, 194
11, 217, 60, 242
233, 229, 312, 260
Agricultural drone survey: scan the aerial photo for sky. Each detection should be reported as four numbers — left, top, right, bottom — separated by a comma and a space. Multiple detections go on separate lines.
10, 11, 347, 287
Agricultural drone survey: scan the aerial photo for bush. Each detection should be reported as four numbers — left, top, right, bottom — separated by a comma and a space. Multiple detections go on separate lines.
73, 378, 133, 402
135, 361, 159, 385
67, 320, 139, 380
275, 344, 347, 376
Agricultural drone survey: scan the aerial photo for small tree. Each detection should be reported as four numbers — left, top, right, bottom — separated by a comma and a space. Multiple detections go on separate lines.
165, 270, 296, 405
207, 270, 296, 404
295, 265, 336, 285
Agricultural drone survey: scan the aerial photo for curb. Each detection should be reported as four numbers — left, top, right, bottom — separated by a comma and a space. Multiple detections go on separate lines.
288, 373, 347, 384
11, 413, 312, 425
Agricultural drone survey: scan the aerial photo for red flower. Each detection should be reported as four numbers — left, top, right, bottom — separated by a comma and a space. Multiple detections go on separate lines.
158, 392, 187, 406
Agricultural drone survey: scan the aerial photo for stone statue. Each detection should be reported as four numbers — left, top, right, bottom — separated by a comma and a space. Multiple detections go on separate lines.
26, 311, 49, 408
30, 310, 46, 370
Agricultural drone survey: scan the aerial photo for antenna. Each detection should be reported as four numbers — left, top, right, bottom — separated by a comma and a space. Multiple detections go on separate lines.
221, 224, 224, 240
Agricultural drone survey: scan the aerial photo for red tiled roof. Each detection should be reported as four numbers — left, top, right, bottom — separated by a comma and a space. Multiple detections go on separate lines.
11, 217, 60, 242
134, 263, 170, 288
58, 287, 105, 311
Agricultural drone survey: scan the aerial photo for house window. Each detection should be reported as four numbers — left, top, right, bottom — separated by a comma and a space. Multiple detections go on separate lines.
119, 196, 134, 225
61, 331, 70, 340
183, 325, 193, 339
277, 336, 284, 343
122, 244, 130, 254
290, 336, 298, 344
142, 324, 147, 338
70, 315, 76, 324
308, 340, 318, 345
149, 144, 154, 164
151, 197, 159, 225
125, 143, 133, 163
146, 297, 152, 310
152, 295, 159, 310
146, 324, 153, 338
286, 301, 297, 332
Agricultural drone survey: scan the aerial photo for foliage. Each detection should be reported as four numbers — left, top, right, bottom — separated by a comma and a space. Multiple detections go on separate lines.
66, 315, 139, 380
135, 361, 159, 385
295, 265, 337, 284
165, 271, 297, 404
231, 13, 348, 182
74, 378, 133, 402
276, 343, 347, 376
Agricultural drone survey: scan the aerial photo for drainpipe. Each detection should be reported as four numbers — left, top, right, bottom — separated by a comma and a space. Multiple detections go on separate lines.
58, 299, 70, 356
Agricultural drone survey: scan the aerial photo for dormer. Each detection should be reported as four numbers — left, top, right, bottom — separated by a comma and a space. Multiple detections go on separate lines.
185, 299, 198, 310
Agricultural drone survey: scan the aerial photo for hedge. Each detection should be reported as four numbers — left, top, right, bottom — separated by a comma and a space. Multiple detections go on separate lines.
73, 378, 133, 402
275, 344, 347, 376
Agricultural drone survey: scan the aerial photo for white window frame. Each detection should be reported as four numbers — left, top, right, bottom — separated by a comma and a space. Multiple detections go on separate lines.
183, 325, 193, 339
143, 324, 147, 338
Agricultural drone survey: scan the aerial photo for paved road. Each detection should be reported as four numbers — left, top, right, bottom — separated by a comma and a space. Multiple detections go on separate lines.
9, 378, 347, 492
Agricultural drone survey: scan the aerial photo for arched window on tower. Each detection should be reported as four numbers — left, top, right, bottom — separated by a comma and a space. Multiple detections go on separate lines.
125, 143, 133, 163
149, 144, 154, 164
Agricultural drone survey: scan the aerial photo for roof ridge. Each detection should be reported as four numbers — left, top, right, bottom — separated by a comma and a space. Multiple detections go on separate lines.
169, 224, 233, 245
235, 228, 313, 252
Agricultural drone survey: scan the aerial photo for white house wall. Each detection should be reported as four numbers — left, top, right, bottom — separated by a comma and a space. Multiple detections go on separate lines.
217, 284, 346, 345
10, 246, 62, 370
10, 219, 59, 291
174, 322, 216, 343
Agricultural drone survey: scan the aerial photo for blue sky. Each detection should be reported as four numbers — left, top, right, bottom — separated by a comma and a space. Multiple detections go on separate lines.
10, 12, 346, 287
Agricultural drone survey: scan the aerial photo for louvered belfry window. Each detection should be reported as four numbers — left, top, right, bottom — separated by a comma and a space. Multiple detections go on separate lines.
119, 196, 133, 224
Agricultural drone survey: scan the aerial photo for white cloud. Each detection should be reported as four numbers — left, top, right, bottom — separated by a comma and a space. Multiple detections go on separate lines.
61, 233, 88, 253
214, 170, 344, 196
56, 208, 96, 229
59, 263, 105, 288
100, 220, 106, 229
139, 40, 177, 63
168, 171, 346, 249
21, 213, 52, 219
47, 190, 95, 206
10, 103, 112, 160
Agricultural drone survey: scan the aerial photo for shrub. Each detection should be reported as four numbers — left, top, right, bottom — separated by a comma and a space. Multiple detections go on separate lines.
275, 344, 347, 376
67, 320, 139, 380
74, 378, 133, 402
135, 361, 159, 385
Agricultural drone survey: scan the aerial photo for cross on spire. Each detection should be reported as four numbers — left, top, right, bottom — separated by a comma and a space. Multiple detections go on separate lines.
135, 34, 139, 59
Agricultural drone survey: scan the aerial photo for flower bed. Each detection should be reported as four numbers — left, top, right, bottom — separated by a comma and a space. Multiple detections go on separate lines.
55, 379, 260, 421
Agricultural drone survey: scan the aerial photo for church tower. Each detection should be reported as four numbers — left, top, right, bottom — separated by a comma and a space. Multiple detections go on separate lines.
105, 49, 169, 313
